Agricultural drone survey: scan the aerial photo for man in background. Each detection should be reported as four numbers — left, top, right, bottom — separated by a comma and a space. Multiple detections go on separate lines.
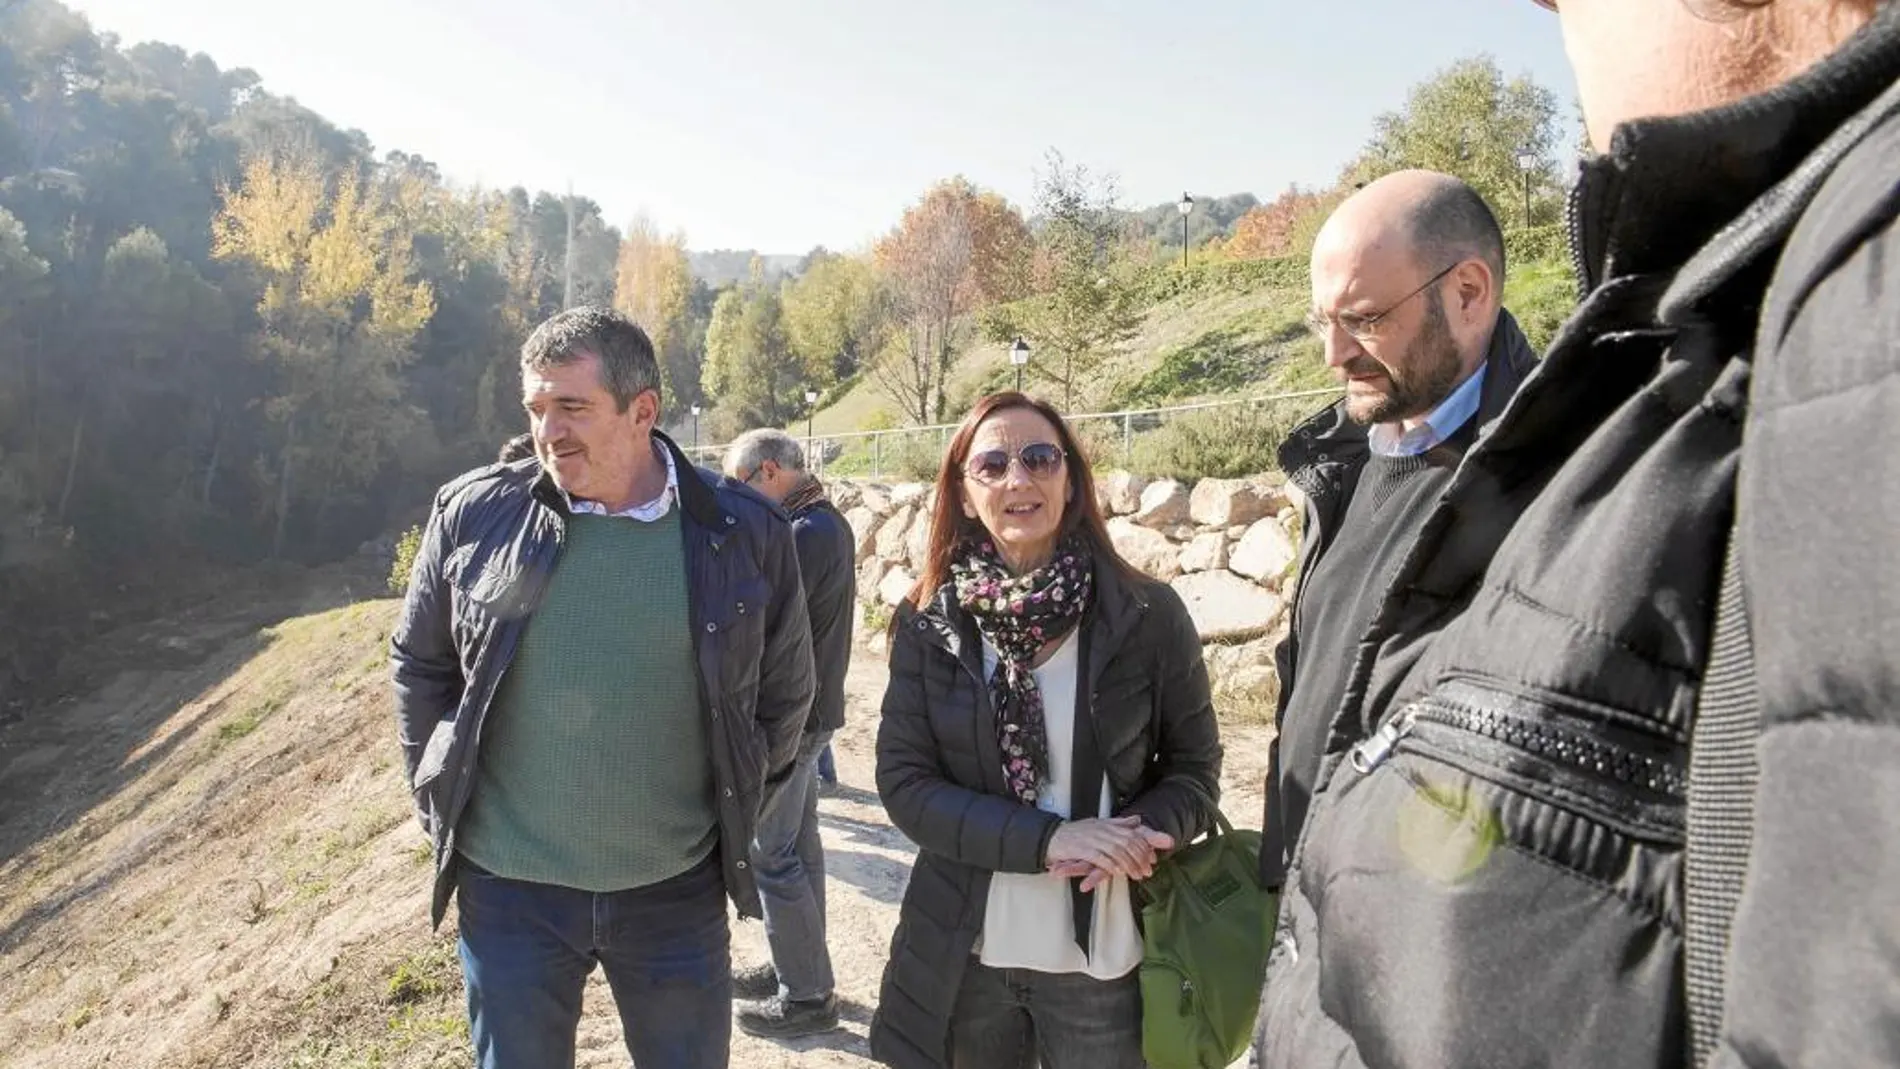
721, 428, 856, 1039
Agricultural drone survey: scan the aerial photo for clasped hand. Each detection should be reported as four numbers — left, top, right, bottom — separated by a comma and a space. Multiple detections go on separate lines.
1043, 815, 1175, 892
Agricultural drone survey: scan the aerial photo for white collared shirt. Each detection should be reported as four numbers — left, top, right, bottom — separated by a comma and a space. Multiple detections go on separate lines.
563, 440, 680, 523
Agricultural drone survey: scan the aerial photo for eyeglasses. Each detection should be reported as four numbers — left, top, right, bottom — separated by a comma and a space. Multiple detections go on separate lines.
964, 443, 1066, 484
1529, 0, 1556, 9
1305, 262, 1459, 342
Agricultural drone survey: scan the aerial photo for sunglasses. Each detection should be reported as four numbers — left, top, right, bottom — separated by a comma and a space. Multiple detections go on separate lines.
964, 443, 1067, 483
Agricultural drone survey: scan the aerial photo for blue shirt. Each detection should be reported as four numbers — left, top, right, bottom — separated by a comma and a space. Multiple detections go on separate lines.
1367, 365, 1488, 457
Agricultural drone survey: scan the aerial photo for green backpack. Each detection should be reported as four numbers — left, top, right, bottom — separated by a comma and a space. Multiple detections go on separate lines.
1138, 801, 1277, 1069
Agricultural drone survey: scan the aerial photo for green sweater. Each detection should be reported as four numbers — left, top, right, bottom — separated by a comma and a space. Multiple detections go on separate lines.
457, 510, 716, 891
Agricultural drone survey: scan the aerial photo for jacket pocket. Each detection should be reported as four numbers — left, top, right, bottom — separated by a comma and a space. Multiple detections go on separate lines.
1293, 675, 1687, 1068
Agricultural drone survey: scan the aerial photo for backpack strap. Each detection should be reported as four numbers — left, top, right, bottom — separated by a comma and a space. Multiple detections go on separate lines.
1258, 738, 1288, 891
1683, 533, 1761, 1066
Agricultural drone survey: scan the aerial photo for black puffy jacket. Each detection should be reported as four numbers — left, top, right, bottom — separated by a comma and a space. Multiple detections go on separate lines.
1257, 10, 1900, 1068
870, 560, 1222, 1069
389, 430, 815, 928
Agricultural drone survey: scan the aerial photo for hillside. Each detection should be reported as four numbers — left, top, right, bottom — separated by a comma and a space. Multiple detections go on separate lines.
0, 565, 1275, 1068
808, 231, 1578, 452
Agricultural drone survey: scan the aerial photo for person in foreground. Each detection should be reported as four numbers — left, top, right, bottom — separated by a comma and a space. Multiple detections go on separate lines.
389, 306, 815, 1069
1255, 1, 1900, 1067
1264, 171, 1535, 883
869, 392, 1223, 1069
721, 428, 856, 1038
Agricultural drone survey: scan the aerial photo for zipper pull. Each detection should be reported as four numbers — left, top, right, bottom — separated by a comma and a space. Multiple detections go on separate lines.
1179, 978, 1195, 1016
1350, 706, 1419, 774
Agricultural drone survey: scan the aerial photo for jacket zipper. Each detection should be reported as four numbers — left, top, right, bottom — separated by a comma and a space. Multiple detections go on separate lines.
1566, 174, 1595, 301
1349, 698, 1685, 798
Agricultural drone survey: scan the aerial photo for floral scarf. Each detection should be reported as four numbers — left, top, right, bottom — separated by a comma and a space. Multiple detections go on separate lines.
951, 537, 1094, 805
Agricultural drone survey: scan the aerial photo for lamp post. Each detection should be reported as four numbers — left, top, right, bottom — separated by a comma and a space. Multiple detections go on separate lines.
1177, 192, 1194, 269
1515, 148, 1539, 227
804, 388, 819, 462
1010, 336, 1031, 392
689, 403, 700, 452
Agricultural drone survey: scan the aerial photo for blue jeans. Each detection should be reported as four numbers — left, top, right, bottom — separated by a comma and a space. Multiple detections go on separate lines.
454, 853, 731, 1069
751, 728, 835, 1001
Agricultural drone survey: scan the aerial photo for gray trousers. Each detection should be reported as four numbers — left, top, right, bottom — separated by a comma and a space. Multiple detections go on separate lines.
949, 957, 1146, 1069
750, 728, 835, 1001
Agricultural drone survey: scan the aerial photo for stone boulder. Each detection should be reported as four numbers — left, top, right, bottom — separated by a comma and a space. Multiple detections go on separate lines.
905, 505, 934, 568
844, 506, 885, 564
877, 565, 917, 608
1230, 518, 1299, 587
1107, 518, 1182, 580
890, 483, 929, 509
1179, 532, 1229, 574
1189, 477, 1283, 528
1169, 571, 1285, 642
857, 557, 895, 600
876, 504, 918, 562
858, 485, 893, 516
1095, 470, 1150, 516
1132, 480, 1191, 529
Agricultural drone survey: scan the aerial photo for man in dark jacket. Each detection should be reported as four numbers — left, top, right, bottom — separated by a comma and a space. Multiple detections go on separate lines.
1256, 3, 1900, 1067
390, 306, 815, 1069
721, 428, 856, 1039
1265, 170, 1536, 877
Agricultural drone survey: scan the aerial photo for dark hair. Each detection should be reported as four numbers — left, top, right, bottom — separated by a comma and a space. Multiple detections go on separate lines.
1409, 179, 1507, 284
497, 432, 535, 463
519, 305, 661, 413
907, 392, 1138, 612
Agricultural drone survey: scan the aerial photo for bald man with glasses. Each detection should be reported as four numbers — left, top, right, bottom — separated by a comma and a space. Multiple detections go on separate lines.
1261, 170, 1536, 885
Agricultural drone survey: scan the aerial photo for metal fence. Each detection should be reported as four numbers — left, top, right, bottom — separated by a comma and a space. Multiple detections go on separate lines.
679, 386, 1344, 480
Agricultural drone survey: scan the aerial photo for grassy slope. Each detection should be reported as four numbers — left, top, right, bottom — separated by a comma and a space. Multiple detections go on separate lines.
0, 594, 470, 1069
810, 254, 1577, 439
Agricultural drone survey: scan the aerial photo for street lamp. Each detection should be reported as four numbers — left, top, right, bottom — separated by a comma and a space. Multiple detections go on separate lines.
1515, 147, 1539, 227
804, 388, 819, 457
1177, 192, 1194, 269
689, 403, 701, 452
1009, 336, 1031, 392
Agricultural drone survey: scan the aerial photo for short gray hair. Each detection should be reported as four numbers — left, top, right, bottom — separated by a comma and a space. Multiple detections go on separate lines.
520, 306, 661, 413
724, 428, 806, 477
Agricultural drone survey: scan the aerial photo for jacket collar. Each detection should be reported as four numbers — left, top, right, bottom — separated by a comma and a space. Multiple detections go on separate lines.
1278, 307, 1539, 484
527, 429, 732, 531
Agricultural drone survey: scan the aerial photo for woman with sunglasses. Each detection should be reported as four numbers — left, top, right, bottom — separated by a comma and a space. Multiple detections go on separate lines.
868, 392, 1223, 1069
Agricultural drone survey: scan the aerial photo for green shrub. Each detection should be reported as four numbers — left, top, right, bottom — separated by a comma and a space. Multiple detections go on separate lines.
1504, 225, 1569, 269
1127, 401, 1314, 482
1501, 257, 1580, 353
387, 525, 423, 595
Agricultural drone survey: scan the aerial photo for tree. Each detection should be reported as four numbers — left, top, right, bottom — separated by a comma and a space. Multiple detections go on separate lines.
779, 250, 890, 386
1009, 152, 1142, 410
1225, 185, 1340, 260
1346, 55, 1562, 227
614, 214, 699, 411
702, 267, 798, 430
874, 178, 1027, 423
212, 152, 435, 557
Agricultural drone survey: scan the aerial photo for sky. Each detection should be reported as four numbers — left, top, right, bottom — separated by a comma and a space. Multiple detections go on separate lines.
65, 0, 1578, 254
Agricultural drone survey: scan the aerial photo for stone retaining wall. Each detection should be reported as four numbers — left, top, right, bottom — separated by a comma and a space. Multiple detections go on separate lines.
831, 470, 1300, 713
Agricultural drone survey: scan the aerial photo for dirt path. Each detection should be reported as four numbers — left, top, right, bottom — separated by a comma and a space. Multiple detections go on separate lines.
0, 590, 1272, 1069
